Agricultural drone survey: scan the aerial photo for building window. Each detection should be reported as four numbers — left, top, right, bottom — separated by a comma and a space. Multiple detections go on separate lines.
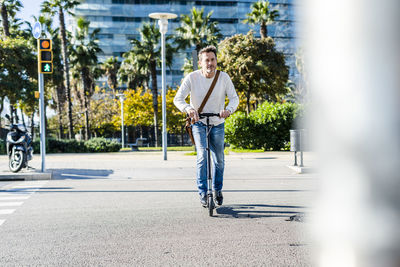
112, 17, 150, 22
96, 33, 113, 39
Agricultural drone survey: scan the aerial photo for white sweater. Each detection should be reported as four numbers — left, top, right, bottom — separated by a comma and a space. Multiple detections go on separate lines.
174, 70, 239, 126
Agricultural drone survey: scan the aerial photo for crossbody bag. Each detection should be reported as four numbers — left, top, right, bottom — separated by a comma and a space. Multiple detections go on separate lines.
185, 70, 221, 145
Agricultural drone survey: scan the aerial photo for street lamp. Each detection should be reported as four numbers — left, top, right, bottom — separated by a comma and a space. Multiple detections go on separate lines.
116, 93, 126, 148
149, 12, 177, 161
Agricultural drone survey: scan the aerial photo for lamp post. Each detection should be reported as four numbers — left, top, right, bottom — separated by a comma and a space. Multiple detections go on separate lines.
149, 12, 177, 161
117, 93, 126, 148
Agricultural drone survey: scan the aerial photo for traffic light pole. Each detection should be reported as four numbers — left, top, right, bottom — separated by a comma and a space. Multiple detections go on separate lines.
38, 73, 46, 172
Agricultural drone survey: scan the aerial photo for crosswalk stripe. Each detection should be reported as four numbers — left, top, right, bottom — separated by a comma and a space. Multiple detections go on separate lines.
0, 192, 32, 195
0, 219, 5, 226
0, 202, 23, 207
0, 196, 30, 201
0, 209, 15, 215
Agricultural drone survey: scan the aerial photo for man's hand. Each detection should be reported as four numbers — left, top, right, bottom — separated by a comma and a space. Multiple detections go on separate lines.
187, 108, 199, 122
219, 110, 231, 119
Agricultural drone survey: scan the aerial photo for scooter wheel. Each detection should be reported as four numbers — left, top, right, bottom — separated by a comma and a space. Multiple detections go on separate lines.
9, 150, 25, 173
208, 195, 214, 217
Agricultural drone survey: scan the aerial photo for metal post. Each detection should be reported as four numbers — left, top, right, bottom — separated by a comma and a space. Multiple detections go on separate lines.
160, 20, 167, 161
120, 97, 125, 148
39, 73, 46, 172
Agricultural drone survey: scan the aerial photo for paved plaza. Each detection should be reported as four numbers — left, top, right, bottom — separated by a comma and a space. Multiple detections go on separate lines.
0, 151, 316, 266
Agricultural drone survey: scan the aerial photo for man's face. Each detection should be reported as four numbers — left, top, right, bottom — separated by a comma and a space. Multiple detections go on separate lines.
200, 52, 217, 76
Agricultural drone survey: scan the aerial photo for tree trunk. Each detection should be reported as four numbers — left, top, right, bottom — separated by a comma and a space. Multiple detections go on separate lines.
30, 113, 35, 139
59, 7, 73, 139
1, 2, 10, 37
0, 97, 4, 128
246, 89, 251, 115
260, 22, 267, 39
82, 68, 91, 140
150, 60, 159, 147
181, 125, 184, 146
57, 85, 64, 139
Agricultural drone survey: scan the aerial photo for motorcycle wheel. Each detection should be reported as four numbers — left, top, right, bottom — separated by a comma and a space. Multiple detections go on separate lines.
9, 150, 26, 173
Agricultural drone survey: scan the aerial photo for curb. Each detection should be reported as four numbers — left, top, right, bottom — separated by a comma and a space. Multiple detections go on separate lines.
0, 170, 52, 181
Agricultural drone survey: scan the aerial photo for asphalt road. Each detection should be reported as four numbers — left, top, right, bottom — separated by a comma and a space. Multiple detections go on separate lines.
0, 151, 316, 266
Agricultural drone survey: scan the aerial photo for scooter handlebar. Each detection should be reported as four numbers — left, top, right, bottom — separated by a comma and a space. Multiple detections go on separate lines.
199, 113, 220, 118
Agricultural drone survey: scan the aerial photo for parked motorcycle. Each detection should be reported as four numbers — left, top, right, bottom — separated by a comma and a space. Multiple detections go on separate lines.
5, 114, 33, 172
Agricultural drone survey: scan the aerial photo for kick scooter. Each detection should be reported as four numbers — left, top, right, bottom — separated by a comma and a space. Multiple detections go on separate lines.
199, 112, 220, 217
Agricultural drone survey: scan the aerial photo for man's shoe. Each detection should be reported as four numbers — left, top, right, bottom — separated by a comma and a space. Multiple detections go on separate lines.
214, 190, 223, 206
200, 193, 207, 207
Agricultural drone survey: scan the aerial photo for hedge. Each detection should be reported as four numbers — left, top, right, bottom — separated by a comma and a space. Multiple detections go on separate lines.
29, 137, 120, 154
225, 102, 302, 150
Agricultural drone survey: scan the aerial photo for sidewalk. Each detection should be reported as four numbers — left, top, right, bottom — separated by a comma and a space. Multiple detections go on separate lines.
0, 150, 315, 180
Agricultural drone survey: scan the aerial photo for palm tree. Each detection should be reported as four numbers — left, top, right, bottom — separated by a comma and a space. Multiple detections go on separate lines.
243, 0, 279, 38
1, 0, 22, 38
118, 53, 148, 90
175, 7, 222, 54
127, 23, 174, 146
41, 0, 80, 139
69, 17, 101, 140
102, 56, 120, 94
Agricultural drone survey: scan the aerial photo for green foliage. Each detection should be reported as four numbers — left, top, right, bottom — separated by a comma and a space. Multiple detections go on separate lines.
218, 31, 289, 113
243, 0, 279, 38
84, 137, 120, 153
225, 102, 301, 150
175, 7, 222, 53
32, 138, 120, 153
102, 56, 120, 93
0, 37, 37, 105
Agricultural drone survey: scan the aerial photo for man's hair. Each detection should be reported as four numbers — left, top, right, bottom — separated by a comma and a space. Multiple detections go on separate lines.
198, 45, 217, 61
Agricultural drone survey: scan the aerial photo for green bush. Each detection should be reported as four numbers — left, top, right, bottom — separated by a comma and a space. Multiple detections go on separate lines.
32, 137, 120, 153
33, 138, 86, 154
84, 137, 120, 152
225, 102, 302, 150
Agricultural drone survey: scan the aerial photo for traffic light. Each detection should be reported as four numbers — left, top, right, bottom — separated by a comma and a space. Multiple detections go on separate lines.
38, 39, 53, 74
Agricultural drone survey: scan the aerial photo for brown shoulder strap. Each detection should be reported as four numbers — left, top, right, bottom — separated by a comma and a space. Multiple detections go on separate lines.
198, 70, 220, 113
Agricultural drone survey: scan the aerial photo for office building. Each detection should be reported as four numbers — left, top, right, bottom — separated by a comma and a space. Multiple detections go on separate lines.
74, 0, 298, 89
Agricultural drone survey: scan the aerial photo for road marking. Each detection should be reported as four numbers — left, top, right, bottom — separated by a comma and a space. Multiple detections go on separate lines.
0, 209, 15, 215
0, 202, 24, 207
0, 196, 30, 200
0, 181, 49, 228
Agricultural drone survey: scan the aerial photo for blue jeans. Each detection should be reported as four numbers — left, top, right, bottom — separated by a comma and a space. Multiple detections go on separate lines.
192, 121, 225, 195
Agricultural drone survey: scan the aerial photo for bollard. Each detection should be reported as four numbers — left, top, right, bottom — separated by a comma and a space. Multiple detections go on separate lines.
290, 129, 301, 166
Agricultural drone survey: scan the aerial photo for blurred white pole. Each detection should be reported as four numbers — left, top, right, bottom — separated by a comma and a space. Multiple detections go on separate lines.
303, 0, 400, 266
149, 12, 177, 161
159, 19, 167, 161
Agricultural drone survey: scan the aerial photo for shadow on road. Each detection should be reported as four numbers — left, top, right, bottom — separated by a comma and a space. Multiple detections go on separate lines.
216, 204, 306, 219
49, 169, 114, 180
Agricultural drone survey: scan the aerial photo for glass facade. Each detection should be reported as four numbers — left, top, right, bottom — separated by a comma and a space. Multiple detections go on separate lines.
74, 0, 298, 89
